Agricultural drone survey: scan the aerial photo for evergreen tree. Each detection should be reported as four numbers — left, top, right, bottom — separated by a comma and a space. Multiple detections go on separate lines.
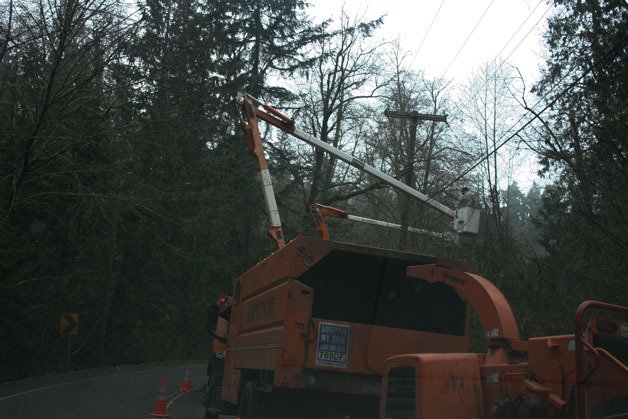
532, 0, 627, 305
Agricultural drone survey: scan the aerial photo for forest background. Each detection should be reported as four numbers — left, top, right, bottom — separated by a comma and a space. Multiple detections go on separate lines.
1, 0, 626, 382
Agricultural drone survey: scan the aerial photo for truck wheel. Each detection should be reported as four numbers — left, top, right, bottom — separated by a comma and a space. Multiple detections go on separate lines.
238, 382, 260, 419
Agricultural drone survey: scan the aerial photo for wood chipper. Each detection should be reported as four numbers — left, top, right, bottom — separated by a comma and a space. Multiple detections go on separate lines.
207, 249, 628, 419
205, 235, 477, 419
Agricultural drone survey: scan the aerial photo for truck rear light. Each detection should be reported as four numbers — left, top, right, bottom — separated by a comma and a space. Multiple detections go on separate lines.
597, 320, 618, 335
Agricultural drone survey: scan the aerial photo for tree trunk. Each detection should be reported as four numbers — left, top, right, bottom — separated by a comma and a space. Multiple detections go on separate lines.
98, 193, 120, 365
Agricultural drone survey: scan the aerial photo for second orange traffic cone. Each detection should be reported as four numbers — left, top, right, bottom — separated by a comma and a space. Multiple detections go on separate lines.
180, 368, 191, 392
150, 378, 170, 417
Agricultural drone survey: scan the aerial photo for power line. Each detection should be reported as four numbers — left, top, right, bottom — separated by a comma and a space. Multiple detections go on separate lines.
433, 34, 627, 196
409, 0, 447, 69
437, 3, 549, 153
503, 5, 552, 63
493, 0, 544, 59
439, 36, 625, 195
483, 4, 553, 96
439, 0, 496, 80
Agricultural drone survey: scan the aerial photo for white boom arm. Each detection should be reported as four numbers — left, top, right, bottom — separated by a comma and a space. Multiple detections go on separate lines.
290, 126, 456, 218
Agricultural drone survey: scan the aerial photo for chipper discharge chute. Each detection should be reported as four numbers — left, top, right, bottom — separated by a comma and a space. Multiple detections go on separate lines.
378, 266, 628, 419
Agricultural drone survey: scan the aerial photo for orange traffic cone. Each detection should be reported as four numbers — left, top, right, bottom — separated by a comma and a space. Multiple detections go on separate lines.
180, 368, 191, 392
150, 378, 170, 417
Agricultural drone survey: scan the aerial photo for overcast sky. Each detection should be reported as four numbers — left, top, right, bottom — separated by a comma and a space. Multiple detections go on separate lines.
308, 0, 553, 190
310, 0, 552, 83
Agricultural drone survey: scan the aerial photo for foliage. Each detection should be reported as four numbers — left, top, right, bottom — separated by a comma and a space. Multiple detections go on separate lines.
0, 0, 328, 381
530, 0, 627, 306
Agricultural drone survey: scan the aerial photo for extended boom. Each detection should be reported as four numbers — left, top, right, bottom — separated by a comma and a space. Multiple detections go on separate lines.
235, 92, 480, 248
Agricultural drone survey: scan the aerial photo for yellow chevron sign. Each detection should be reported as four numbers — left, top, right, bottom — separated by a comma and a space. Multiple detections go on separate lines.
60, 313, 78, 336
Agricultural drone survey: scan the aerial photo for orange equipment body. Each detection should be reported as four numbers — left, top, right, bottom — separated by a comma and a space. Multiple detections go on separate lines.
378, 265, 628, 419
207, 235, 476, 417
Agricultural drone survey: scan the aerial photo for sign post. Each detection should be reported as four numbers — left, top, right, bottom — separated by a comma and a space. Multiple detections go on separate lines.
60, 313, 78, 369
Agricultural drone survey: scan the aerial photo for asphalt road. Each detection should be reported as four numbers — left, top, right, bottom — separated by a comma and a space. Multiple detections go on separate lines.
0, 362, 208, 419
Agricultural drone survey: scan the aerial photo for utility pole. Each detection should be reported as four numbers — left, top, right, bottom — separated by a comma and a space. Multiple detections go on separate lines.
383, 109, 447, 250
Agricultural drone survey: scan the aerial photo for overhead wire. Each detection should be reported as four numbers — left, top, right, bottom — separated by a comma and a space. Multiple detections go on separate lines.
408, 0, 447, 69
431, 33, 628, 197
502, 5, 553, 63
439, 0, 496, 80
478, 8, 553, 153
436, 2, 550, 171
461, 4, 553, 154
493, 0, 544, 60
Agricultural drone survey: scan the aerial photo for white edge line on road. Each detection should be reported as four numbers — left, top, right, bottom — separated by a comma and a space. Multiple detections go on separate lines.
167, 391, 188, 409
166, 384, 204, 409
0, 382, 70, 401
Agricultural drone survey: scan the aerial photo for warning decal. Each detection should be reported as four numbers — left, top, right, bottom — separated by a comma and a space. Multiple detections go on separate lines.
316, 322, 350, 368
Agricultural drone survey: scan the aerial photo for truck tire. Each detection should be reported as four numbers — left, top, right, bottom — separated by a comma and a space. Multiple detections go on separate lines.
205, 353, 229, 419
238, 382, 260, 419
